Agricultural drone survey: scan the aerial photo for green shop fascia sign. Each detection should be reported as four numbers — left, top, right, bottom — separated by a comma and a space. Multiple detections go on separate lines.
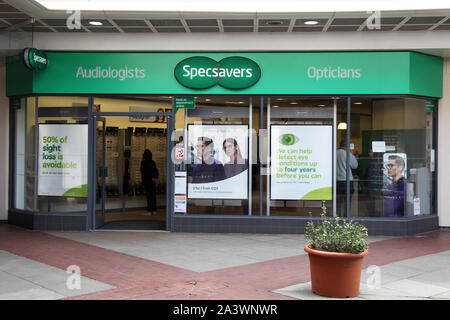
23, 48, 49, 70
5, 51, 443, 97
174, 56, 261, 89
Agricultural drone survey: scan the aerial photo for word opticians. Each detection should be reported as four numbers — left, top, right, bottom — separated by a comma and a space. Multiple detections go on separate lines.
307, 66, 361, 80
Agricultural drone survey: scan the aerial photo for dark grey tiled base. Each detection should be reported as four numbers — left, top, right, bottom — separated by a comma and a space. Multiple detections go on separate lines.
8, 210, 440, 235
8, 210, 87, 231
174, 215, 440, 236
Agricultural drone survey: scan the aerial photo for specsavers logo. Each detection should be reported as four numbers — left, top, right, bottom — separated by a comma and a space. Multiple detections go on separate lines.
23, 48, 48, 70
174, 56, 261, 89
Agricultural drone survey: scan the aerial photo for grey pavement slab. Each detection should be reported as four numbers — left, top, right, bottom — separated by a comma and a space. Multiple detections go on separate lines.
360, 263, 425, 285
0, 250, 115, 300
0, 288, 65, 300
385, 253, 450, 272
432, 290, 450, 299
407, 268, 450, 289
272, 282, 364, 300
383, 279, 449, 298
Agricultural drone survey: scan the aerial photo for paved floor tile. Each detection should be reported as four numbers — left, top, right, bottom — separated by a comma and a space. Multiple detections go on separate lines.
272, 282, 364, 300
0, 288, 65, 300
0, 272, 39, 294
383, 279, 449, 298
387, 254, 450, 272
431, 290, 450, 299
407, 268, 450, 289
360, 264, 424, 285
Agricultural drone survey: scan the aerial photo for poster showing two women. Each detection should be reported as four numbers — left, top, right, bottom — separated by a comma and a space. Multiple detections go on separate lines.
187, 125, 248, 199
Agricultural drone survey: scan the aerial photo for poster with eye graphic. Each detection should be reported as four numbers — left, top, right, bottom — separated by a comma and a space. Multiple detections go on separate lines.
187, 125, 248, 199
270, 125, 332, 200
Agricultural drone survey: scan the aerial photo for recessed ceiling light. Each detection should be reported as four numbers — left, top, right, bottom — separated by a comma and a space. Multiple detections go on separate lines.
273, 105, 280, 108
304, 20, 319, 25
267, 20, 282, 25
354, 102, 363, 105
338, 122, 347, 130
289, 102, 298, 105
276, 98, 285, 101
205, 98, 211, 102
225, 101, 244, 104
318, 104, 326, 107
89, 21, 103, 26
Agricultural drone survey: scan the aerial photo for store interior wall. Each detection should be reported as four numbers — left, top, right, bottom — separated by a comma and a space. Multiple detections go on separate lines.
438, 58, 450, 227
372, 99, 426, 130
0, 56, 9, 221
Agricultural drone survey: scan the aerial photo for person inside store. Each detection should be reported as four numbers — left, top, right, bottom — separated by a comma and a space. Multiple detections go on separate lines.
383, 155, 407, 217
191, 136, 225, 183
223, 138, 248, 179
155, 108, 165, 123
140, 149, 159, 216
123, 150, 131, 196
336, 140, 359, 216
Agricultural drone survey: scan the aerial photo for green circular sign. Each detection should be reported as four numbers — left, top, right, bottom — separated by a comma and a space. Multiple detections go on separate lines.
174, 56, 261, 90
280, 133, 299, 146
23, 48, 48, 70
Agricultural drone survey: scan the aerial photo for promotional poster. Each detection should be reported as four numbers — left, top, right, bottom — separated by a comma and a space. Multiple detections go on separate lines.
38, 124, 88, 197
187, 125, 248, 199
382, 153, 408, 217
270, 125, 332, 200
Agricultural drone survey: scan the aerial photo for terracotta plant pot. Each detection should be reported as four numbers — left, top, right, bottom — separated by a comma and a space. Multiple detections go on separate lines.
304, 244, 368, 298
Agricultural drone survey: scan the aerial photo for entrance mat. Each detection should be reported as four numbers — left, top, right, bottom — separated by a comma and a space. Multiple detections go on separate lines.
100, 220, 166, 231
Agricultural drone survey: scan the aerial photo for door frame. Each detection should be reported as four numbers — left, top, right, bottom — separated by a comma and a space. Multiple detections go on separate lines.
95, 117, 106, 228
87, 105, 175, 231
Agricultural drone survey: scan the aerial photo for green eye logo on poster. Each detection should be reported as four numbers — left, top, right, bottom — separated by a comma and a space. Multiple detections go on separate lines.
174, 56, 261, 89
280, 134, 298, 146
23, 48, 48, 70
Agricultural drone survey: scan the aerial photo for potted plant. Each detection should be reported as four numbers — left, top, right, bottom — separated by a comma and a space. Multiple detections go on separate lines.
304, 202, 369, 298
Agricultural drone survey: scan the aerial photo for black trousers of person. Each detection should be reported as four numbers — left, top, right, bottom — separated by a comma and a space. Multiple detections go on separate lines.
336, 180, 354, 216
144, 181, 157, 213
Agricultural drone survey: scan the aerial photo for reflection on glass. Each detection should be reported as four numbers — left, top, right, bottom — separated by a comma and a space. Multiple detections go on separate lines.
352, 98, 435, 218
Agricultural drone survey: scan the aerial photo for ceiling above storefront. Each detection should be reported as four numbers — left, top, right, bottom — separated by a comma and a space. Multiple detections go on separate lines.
1, 0, 450, 33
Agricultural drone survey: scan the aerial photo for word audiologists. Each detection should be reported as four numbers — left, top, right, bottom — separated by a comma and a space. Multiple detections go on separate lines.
75, 66, 146, 81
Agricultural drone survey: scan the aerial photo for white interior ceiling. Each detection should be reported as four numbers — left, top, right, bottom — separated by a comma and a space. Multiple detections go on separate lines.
1, 0, 450, 57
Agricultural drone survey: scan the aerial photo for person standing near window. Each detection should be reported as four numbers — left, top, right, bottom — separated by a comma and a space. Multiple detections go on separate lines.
140, 149, 159, 216
336, 140, 358, 215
